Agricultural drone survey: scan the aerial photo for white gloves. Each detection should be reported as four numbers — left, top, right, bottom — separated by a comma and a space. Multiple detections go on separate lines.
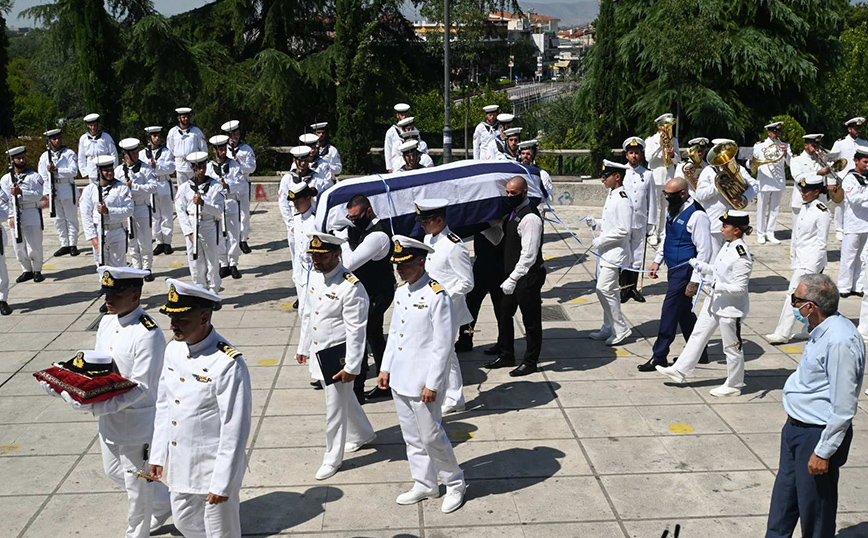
688, 258, 698, 269
501, 278, 517, 296
585, 217, 598, 231
591, 237, 601, 250
60, 390, 93, 411
40, 381, 60, 398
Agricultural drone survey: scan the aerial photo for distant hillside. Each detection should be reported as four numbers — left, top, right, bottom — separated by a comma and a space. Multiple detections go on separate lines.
519, 1, 598, 27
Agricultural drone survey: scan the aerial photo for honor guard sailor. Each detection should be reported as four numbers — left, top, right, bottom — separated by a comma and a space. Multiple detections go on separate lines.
753, 121, 791, 244
80, 155, 134, 268
150, 279, 252, 538
620, 137, 656, 302
221, 120, 257, 254
644, 113, 681, 246
208, 135, 244, 281
39, 128, 80, 257
389, 117, 429, 172
167, 107, 207, 186
311, 122, 342, 176
838, 140, 868, 298
296, 232, 376, 479
497, 127, 522, 161
279, 146, 334, 220
472, 104, 500, 160
287, 182, 317, 315
829, 117, 865, 240
385, 103, 411, 173
0, 186, 12, 314
78, 113, 118, 184
2, 146, 46, 283
484, 113, 515, 160
117, 138, 158, 279
142, 126, 177, 256
397, 140, 433, 172
176, 152, 225, 294
377, 235, 467, 514
518, 139, 554, 205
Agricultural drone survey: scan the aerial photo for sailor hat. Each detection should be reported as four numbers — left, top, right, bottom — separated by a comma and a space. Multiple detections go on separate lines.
711, 138, 735, 145
688, 137, 709, 146
399, 140, 419, 154
394, 103, 411, 113
655, 113, 674, 124
287, 181, 317, 201
798, 175, 825, 190
185, 151, 209, 164
299, 133, 319, 145
221, 120, 240, 133
6, 146, 25, 157
159, 278, 221, 315
803, 133, 823, 145
306, 232, 344, 254
399, 129, 421, 140
311, 122, 328, 130
98, 266, 148, 293
518, 139, 539, 150
845, 117, 865, 127
60, 350, 114, 376
622, 136, 645, 151
483, 105, 500, 113
415, 198, 448, 219
291, 145, 312, 159
118, 138, 140, 151
209, 135, 229, 146
44, 129, 62, 137
397, 116, 416, 128
856, 140, 868, 156
504, 127, 522, 137
601, 159, 630, 177
390, 235, 434, 264
720, 210, 750, 226
144, 126, 163, 134
764, 121, 784, 130
93, 155, 115, 167
83, 113, 100, 123
175, 107, 192, 115
497, 113, 515, 124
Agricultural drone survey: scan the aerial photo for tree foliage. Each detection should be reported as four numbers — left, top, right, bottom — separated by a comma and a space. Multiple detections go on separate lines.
0, 0, 15, 136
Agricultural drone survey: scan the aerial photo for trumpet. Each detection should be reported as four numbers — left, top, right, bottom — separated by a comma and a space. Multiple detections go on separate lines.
660, 117, 677, 168
817, 148, 847, 203
707, 141, 751, 210
683, 145, 705, 190
750, 142, 786, 176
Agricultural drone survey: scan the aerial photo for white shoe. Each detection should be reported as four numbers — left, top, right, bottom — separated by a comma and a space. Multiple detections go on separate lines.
441, 489, 465, 513
441, 403, 465, 415
648, 235, 659, 247
757, 235, 766, 244
589, 330, 612, 341
606, 328, 632, 346
344, 433, 377, 453
765, 333, 789, 344
315, 463, 340, 480
837, 231, 844, 242
150, 510, 172, 532
396, 488, 439, 505
767, 234, 781, 244
655, 365, 686, 384
710, 385, 742, 397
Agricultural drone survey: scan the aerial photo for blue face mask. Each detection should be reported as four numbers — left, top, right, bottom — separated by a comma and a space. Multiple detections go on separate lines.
793, 304, 809, 324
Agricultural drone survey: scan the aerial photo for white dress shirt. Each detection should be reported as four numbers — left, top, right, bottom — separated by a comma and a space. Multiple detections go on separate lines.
140, 146, 176, 196
384, 125, 403, 171
175, 178, 225, 236
116, 161, 157, 206
653, 198, 713, 283
509, 199, 543, 281
644, 132, 681, 180
472, 121, 499, 160
830, 134, 863, 176
339, 220, 391, 271
78, 180, 134, 241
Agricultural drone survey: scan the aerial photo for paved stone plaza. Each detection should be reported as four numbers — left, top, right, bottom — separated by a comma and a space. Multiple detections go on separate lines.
1, 200, 867, 538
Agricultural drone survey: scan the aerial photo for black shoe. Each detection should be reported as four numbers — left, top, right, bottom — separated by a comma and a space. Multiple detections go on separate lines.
310, 380, 323, 390
70, 246, 80, 257
144, 271, 155, 282
620, 292, 630, 304
53, 246, 71, 257
638, 358, 667, 372
483, 345, 502, 356
365, 386, 392, 400
240, 241, 252, 254
698, 354, 709, 364
292, 299, 299, 309
856, 292, 865, 298
632, 290, 646, 303
484, 355, 516, 369
99, 303, 108, 314
219, 266, 231, 279
33, 272, 45, 283
16, 272, 33, 283
231, 266, 242, 279
840, 292, 852, 298
0, 301, 11, 316
509, 362, 537, 377
454, 337, 473, 353
153, 243, 165, 256
164, 245, 174, 255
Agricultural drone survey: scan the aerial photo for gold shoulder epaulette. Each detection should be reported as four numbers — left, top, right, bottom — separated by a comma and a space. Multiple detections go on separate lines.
397, 280, 408, 287
736, 244, 747, 257
429, 279, 445, 294
343, 272, 359, 285
447, 232, 461, 243
139, 314, 157, 331
817, 203, 828, 212
619, 191, 628, 198
217, 341, 242, 359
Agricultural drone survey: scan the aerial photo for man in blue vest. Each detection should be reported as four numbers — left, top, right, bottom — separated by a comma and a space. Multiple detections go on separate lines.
639, 177, 713, 371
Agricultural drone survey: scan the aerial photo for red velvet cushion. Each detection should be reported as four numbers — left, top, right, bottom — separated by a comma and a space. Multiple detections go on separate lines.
33, 366, 137, 404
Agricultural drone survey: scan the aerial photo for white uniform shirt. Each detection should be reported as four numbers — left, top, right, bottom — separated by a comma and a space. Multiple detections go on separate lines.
595, 186, 632, 267
624, 164, 656, 229
338, 220, 391, 270
424, 226, 473, 326
509, 200, 543, 281
290, 207, 316, 286
297, 264, 369, 379
694, 164, 758, 226
830, 135, 863, 176
790, 151, 829, 209
752, 137, 791, 191
116, 161, 157, 207
484, 134, 506, 161
384, 125, 403, 171
692, 237, 752, 317
472, 121, 499, 160
78, 132, 118, 179
842, 170, 868, 234
79, 180, 134, 241
381, 273, 454, 396
38, 147, 79, 200
140, 146, 176, 197
175, 178, 225, 237
228, 142, 257, 181
166, 125, 207, 175
317, 143, 342, 176
390, 138, 429, 172
653, 198, 713, 283
0, 170, 44, 228
150, 329, 252, 496
644, 132, 681, 185
207, 159, 244, 201
93, 307, 165, 445
791, 199, 831, 273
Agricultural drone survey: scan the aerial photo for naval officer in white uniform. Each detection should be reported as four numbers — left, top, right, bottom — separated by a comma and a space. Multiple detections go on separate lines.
621, 136, 656, 303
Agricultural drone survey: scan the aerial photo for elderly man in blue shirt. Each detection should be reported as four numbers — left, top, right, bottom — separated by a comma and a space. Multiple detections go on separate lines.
766, 273, 865, 538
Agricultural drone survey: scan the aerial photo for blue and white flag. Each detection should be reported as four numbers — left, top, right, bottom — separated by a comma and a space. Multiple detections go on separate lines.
314, 160, 544, 237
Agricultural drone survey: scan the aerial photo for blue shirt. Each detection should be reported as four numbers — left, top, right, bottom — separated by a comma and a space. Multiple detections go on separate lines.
782, 313, 865, 459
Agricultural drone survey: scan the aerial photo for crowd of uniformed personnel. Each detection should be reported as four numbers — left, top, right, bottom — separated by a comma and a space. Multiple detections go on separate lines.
5, 101, 868, 536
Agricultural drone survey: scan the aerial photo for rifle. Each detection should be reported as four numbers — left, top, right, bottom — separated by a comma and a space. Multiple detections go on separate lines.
192, 182, 202, 261
46, 132, 57, 218
213, 161, 228, 239
97, 176, 106, 266
123, 164, 135, 240
146, 146, 157, 220
6, 140, 22, 244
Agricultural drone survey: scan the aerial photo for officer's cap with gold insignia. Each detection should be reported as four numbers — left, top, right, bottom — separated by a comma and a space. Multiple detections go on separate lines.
518, 139, 539, 150
144, 126, 163, 134
497, 113, 515, 124
622, 136, 645, 151
655, 113, 674, 124
415, 198, 448, 220
288, 180, 317, 201
61, 350, 114, 376
601, 159, 630, 177
483, 104, 500, 113
799, 174, 825, 191
299, 133, 319, 145
856, 140, 868, 157
504, 127, 522, 138
93, 154, 115, 168
803, 133, 823, 145
399, 140, 419, 154
688, 137, 709, 147
6, 146, 25, 157
311, 122, 328, 131
291, 145, 312, 159
160, 278, 221, 315
720, 210, 750, 226
221, 120, 240, 133
185, 151, 209, 165
306, 232, 344, 254
397, 116, 416, 128
399, 129, 421, 140
83, 113, 100, 123
391, 235, 434, 264
845, 117, 866, 128
764, 121, 784, 130
44, 128, 62, 137
98, 266, 148, 293
394, 103, 411, 113
209, 135, 229, 147
119, 138, 140, 151
175, 107, 192, 115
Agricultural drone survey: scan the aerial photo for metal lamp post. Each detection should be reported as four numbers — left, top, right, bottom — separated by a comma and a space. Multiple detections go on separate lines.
443, 0, 452, 163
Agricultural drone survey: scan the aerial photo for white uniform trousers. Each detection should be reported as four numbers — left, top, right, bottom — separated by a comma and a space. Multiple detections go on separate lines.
857, 288, 868, 337
673, 296, 745, 388
186, 222, 221, 293
628, 227, 646, 269
99, 435, 172, 538
93, 229, 127, 267
709, 233, 724, 261
51, 197, 79, 247
835, 202, 844, 233
171, 491, 241, 538
128, 205, 153, 271
773, 269, 810, 339
0, 227, 9, 302
218, 199, 242, 268
153, 193, 174, 246
239, 183, 251, 242
595, 263, 629, 336
14, 223, 43, 273
756, 190, 783, 237
393, 390, 465, 494
652, 186, 666, 239
323, 380, 375, 467
837, 232, 867, 294
443, 347, 466, 409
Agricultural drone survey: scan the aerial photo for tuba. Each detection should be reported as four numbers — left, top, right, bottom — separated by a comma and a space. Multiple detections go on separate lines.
707, 141, 750, 210
683, 144, 705, 190
660, 117, 677, 168
817, 148, 847, 204
749, 141, 786, 176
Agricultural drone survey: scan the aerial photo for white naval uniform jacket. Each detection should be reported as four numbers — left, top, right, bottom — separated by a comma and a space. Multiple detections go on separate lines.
290, 207, 316, 288
472, 121, 499, 160
644, 132, 681, 186
207, 159, 244, 202
317, 143, 342, 176
78, 132, 118, 179
167, 125, 207, 175
79, 180, 134, 241
38, 147, 79, 200
694, 164, 758, 225
229, 142, 257, 181
424, 226, 473, 326
595, 186, 633, 268
831, 135, 863, 176
93, 307, 166, 445
139, 146, 176, 197
116, 161, 157, 208
150, 329, 252, 497
382, 274, 454, 397
384, 125, 403, 171
753, 137, 791, 191
624, 164, 656, 230
842, 170, 868, 234
297, 264, 370, 380
1, 170, 45, 227
175, 178, 225, 238
791, 199, 831, 273
790, 152, 827, 209
693, 237, 753, 318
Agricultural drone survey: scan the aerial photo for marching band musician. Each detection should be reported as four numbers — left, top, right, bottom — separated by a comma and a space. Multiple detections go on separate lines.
621, 136, 656, 303
150, 279, 252, 538
396, 139, 434, 172
838, 140, 868, 298
167, 107, 207, 186
644, 113, 681, 246
790, 134, 833, 217
767, 175, 832, 344
80, 155, 133, 269
176, 152, 225, 294
472, 104, 500, 160
39, 128, 80, 257
753, 121, 791, 244
117, 138, 158, 280
587, 161, 633, 346
2, 146, 46, 283
676, 137, 710, 196
78, 113, 118, 184
385, 103, 411, 173
207, 135, 244, 281
296, 232, 376, 480
222, 120, 257, 254
656, 210, 754, 397
311, 122, 342, 176
0, 185, 11, 314
485, 113, 515, 160
830, 117, 865, 241
141, 126, 176, 256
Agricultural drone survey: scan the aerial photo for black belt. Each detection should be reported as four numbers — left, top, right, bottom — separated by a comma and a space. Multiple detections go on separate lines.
789, 416, 825, 429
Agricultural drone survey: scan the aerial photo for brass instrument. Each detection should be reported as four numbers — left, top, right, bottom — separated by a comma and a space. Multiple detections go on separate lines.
707, 141, 750, 210
817, 148, 847, 203
683, 145, 705, 190
660, 117, 677, 168
749, 140, 786, 176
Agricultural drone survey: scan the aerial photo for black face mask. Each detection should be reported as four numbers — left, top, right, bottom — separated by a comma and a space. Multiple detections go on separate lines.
505, 193, 525, 209
665, 192, 684, 215
352, 214, 372, 230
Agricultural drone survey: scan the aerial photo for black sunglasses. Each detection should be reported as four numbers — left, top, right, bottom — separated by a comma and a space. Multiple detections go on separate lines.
791, 293, 815, 307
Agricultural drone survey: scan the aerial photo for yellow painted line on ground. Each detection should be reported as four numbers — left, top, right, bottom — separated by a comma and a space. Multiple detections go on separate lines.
170, 262, 185, 268
257, 359, 279, 366
543, 256, 556, 261
43, 264, 57, 270
614, 349, 631, 357
280, 303, 295, 311
669, 423, 694, 435
447, 431, 474, 442
781, 346, 803, 354
569, 297, 587, 304
0, 443, 21, 454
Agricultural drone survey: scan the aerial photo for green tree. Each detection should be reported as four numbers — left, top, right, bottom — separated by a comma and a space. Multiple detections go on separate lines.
586, 0, 618, 168
815, 22, 868, 135
0, 0, 16, 136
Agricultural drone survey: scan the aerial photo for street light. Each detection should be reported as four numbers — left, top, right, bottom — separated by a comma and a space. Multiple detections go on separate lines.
443, 0, 452, 164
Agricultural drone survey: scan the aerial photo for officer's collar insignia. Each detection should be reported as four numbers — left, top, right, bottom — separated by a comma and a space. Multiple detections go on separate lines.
310, 236, 323, 248
101, 271, 115, 289
168, 284, 180, 304
72, 352, 85, 369
393, 240, 403, 254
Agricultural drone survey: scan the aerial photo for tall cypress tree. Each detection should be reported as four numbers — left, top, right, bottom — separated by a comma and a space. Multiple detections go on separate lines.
333, 0, 371, 174
588, 0, 618, 169
72, 0, 119, 131
0, 1, 15, 136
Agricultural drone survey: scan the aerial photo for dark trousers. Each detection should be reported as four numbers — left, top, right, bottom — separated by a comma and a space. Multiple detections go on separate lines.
355, 288, 395, 391
651, 264, 707, 363
461, 257, 508, 346
497, 268, 545, 364
766, 420, 853, 538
